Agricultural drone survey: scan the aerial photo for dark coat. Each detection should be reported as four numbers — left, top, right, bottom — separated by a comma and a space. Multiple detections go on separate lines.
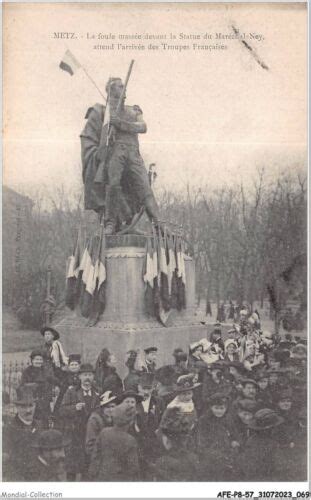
2, 415, 39, 481
25, 455, 67, 481
197, 411, 235, 480
101, 367, 123, 395
141, 361, 156, 374
85, 409, 112, 457
59, 386, 100, 474
152, 446, 199, 481
171, 363, 189, 380
276, 421, 307, 481
123, 370, 141, 392
53, 371, 81, 413
95, 364, 123, 395
201, 372, 233, 403
89, 427, 140, 481
239, 430, 280, 481
129, 396, 165, 476
20, 365, 55, 423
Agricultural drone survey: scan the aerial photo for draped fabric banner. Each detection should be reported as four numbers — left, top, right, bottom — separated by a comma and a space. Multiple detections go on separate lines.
143, 226, 187, 325
65, 225, 106, 326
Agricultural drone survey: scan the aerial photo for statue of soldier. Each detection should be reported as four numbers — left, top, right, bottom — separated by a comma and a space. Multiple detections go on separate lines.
80, 77, 159, 234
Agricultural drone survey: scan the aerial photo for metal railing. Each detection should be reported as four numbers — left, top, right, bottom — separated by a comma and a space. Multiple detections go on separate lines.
2, 360, 30, 416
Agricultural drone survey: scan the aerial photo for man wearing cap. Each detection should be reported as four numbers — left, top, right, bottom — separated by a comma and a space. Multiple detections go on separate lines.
27, 429, 69, 481
60, 363, 100, 480
85, 391, 117, 458
2, 384, 38, 481
141, 347, 158, 374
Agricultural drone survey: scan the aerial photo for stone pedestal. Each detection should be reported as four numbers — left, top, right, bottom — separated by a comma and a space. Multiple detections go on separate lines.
56, 234, 205, 378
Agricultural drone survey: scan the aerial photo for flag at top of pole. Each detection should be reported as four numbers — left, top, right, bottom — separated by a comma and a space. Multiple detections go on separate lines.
59, 49, 106, 100
59, 49, 81, 76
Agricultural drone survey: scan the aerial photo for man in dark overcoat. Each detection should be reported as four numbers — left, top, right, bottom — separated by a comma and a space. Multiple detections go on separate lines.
59, 363, 99, 480
2, 385, 38, 481
26, 429, 69, 481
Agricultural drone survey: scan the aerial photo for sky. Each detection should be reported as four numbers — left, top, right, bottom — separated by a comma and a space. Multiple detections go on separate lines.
3, 3, 307, 198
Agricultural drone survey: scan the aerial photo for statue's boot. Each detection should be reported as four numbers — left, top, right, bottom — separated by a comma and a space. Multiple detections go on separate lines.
144, 194, 159, 225
104, 185, 117, 235
115, 186, 133, 225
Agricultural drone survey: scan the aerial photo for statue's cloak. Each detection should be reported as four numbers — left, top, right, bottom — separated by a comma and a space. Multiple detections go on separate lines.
80, 103, 141, 216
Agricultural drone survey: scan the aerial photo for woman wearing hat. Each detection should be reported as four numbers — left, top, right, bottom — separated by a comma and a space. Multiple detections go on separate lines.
201, 362, 232, 403
53, 354, 82, 414
273, 388, 298, 454
161, 374, 201, 448
153, 406, 200, 481
255, 369, 273, 407
197, 392, 235, 481
209, 324, 225, 355
242, 341, 265, 372
230, 398, 258, 450
166, 373, 201, 432
89, 403, 140, 481
171, 348, 189, 378
239, 408, 284, 481
94, 348, 123, 395
223, 338, 240, 363
123, 350, 141, 392
40, 326, 68, 377
85, 391, 117, 458
20, 349, 57, 428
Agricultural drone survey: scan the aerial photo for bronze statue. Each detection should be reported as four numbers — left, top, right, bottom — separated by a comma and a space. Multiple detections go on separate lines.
80, 68, 159, 234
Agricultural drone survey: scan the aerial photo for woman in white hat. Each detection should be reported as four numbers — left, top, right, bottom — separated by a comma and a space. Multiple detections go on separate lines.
85, 391, 117, 458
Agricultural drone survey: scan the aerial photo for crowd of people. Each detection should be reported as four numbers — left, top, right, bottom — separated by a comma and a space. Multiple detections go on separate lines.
2, 309, 308, 482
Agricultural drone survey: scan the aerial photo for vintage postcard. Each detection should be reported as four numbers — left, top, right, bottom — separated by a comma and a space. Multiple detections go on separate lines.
2, 1, 309, 498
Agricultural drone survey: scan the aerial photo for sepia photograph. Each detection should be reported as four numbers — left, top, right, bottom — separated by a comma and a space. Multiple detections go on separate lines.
2, 1, 308, 494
